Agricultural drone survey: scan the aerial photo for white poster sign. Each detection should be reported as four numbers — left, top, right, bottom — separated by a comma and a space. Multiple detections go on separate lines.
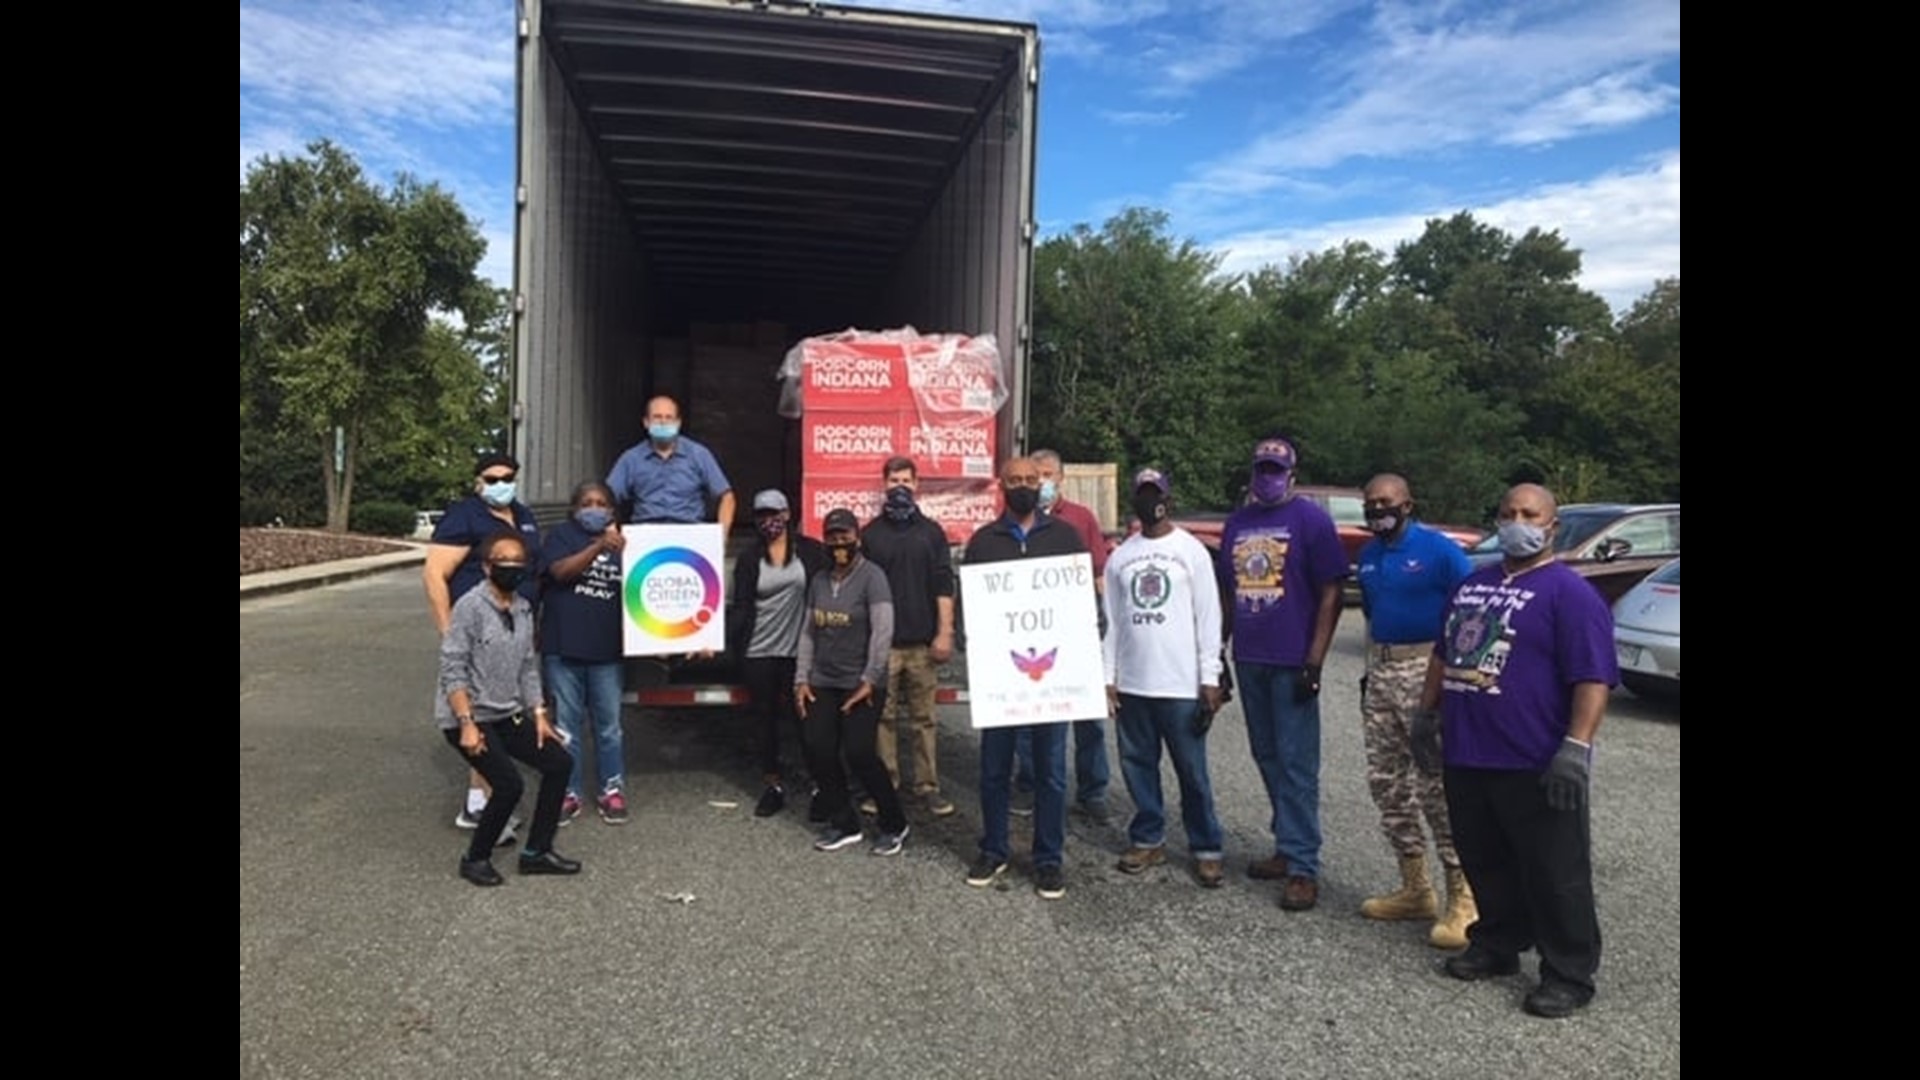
959, 553, 1105, 729
620, 524, 726, 657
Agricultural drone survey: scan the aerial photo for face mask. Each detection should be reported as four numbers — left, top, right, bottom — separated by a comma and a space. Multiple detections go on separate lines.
884, 485, 916, 522
481, 481, 517, 508
648, 422, 680, 443
827, 540, 857, 567
1250, 471, 1292, 506
1039, 480, 1059, 508
488, 564, 528, 591
1497, 520, 1551, 558
1004, 486, 1039, 517
1132, 492, 1169, 527
1363, 505, 1405, 535
756, 516, 787, 541
575, 507, 612, 533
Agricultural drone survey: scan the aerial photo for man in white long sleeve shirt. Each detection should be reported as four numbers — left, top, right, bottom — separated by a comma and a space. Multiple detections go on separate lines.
1102, 468, 1228, 888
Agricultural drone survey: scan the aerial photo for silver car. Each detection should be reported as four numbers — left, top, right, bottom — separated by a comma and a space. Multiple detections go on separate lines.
1612, 558, 1679, 699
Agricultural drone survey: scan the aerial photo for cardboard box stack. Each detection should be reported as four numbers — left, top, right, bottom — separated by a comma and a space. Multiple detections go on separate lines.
785, 329, 1006, 543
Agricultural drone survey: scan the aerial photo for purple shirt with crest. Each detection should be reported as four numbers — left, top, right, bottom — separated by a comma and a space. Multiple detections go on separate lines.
1219, 496, 1348, 666
1436, 561, 1619, 770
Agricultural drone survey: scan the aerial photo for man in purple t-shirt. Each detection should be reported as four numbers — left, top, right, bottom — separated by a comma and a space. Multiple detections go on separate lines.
1412, 482, 1618, 1020
1218, 435, 1348, 912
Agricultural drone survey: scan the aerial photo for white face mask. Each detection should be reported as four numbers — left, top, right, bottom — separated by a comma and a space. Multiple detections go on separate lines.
1496, 520, 1550, 558
481, 480, 517, 508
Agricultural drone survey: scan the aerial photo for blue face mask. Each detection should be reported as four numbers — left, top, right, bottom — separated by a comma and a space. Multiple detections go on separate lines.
648, 422, 680, 443
575, 507, 612, 533
481, 481, 517, 508
1039, 479, 1059, 508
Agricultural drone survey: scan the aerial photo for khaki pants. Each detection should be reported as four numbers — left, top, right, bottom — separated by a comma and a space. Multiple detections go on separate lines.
876, 645, 941, 796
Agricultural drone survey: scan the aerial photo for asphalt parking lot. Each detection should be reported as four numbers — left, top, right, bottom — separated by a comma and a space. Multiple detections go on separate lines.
240, 568, 1680, 1079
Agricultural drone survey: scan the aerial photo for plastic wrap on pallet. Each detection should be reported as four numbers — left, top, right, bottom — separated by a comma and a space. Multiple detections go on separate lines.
802, 473, 1001, 545
777, 326, 1007, 420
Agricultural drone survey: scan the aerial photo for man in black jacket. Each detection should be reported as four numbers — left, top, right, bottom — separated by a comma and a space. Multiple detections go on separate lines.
961, 456, 1092, 900
861, 456, 959, 818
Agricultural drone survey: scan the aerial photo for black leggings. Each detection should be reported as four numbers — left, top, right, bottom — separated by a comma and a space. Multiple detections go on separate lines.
802, 686, 905, 834
443, 715, 573, 861
743, 656, 800, 780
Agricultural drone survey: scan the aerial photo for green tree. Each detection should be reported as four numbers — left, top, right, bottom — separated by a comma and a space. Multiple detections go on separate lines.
240, 141, 489, 531
1030, 208, 1249, 508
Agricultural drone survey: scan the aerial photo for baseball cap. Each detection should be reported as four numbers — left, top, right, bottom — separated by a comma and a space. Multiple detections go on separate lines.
1133, 467, 1170, 495
752, 489, 789, 513
474, 450, 519, 476
1252, 438, 1296, 470
823, 508, 860, 534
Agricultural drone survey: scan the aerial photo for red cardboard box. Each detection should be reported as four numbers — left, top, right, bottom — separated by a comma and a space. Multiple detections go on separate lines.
796, 339, 915, 413
904, 413, 996, 479
803, 411, 997, 481
802, 475, 1001, 545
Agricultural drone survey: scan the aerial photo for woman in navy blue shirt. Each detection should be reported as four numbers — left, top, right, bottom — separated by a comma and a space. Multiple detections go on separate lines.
540, 481, 631, 825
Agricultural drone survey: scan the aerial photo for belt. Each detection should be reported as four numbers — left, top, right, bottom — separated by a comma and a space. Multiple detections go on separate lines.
1370, 641, 1434, 662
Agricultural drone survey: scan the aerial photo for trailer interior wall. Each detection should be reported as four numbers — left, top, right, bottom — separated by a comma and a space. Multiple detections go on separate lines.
885, 57, 1033, 457
516, 4, 655, 509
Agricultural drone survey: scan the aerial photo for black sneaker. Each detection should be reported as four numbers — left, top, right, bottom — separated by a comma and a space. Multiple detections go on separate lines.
1523, 980, 1594, 1019
754, 785, 786, 818
870, 824, 910, 857
1010, 790, 1035, 817
813, 824, 864, 852
1444, 945, 1521, 981
1035, 864, 1067, 900
965, 854, 1009, 887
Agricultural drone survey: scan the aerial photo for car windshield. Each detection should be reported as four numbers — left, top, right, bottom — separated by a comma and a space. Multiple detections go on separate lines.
1552, 510, 1614, 553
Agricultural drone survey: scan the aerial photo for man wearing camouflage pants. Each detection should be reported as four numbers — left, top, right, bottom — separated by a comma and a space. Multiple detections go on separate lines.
1354, 473, 1475, 947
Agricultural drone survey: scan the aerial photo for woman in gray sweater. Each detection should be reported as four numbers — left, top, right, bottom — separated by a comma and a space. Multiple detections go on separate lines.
796, 508, 907, 855
437, 531, 581, 886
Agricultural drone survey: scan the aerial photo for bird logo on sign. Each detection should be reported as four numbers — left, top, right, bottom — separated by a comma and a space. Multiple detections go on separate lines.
1010, 647, 1059, 682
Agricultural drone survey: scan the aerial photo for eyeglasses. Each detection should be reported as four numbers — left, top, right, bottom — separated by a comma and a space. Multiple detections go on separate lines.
481, 473, 516, 484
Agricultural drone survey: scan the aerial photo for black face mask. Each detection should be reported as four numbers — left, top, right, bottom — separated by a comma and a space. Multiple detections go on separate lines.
1133, 492, 1170, 527
1004, 486, 1039, 516
883, 485, 916, 522
488, 564, 528, 591
827, 541, 858, 567
1364, 504, 1408, 535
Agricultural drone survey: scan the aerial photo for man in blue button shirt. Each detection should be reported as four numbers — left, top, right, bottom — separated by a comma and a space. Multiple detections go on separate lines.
1353, 472, 1475, 948
605, 395, 736, 531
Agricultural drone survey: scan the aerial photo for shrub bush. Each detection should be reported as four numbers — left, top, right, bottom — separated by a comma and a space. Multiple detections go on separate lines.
350, 500, 417, 537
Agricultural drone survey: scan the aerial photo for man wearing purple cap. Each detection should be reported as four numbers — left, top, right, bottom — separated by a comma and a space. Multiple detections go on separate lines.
1218, 434, 1349, 911
1103, 468, 1228, 888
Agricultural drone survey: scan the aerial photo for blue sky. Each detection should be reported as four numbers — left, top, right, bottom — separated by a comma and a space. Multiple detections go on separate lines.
240, 0, 1679, 313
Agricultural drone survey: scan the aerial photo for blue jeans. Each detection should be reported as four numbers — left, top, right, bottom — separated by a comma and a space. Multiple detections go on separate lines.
1115, 694, 1224, 858
1236, 662, 1322, 878
981, 724, 1067, 868
1013, 719, 1110, 805
542, 656, 625, 799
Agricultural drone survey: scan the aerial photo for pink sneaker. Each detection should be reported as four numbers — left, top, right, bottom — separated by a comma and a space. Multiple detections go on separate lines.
598, 791, 629, 824
559, 794, 582, 826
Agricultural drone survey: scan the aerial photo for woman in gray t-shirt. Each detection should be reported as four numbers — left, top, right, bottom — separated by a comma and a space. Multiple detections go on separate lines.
796, 508, 906, 855
727, 490, 828, 819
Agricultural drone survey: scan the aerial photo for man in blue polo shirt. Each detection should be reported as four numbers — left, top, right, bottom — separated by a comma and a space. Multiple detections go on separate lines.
605, 395, 737, 530
1353, 473, 1474, 948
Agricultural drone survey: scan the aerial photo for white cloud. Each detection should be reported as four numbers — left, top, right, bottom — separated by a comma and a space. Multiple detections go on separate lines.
1174, 0, 1679, 201
1209, 151, 1680, 314
1098, 109, 1186, 126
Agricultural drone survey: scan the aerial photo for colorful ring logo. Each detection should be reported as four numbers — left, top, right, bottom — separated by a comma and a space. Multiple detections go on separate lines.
623, 546, 721, 639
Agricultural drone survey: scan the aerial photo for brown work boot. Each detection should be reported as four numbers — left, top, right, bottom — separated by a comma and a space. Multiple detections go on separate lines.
1194, 859, 1224, 889
1117, 846, 1167, 875
1360, 854, 1439, 921
1247, 854, 1291, 880
1279, 875, 1319, 911
1430, 866, 1479, 950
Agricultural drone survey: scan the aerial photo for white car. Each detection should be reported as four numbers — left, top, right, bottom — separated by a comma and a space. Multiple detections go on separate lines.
410, 510, 444, 541
1612, 558, 1679, 699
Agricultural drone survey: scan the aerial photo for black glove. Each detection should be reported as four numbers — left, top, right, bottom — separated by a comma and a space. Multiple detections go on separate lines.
1410, 708, 1443, 776
1542, 738, 1591, 811
1292, 663, 1322, 703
